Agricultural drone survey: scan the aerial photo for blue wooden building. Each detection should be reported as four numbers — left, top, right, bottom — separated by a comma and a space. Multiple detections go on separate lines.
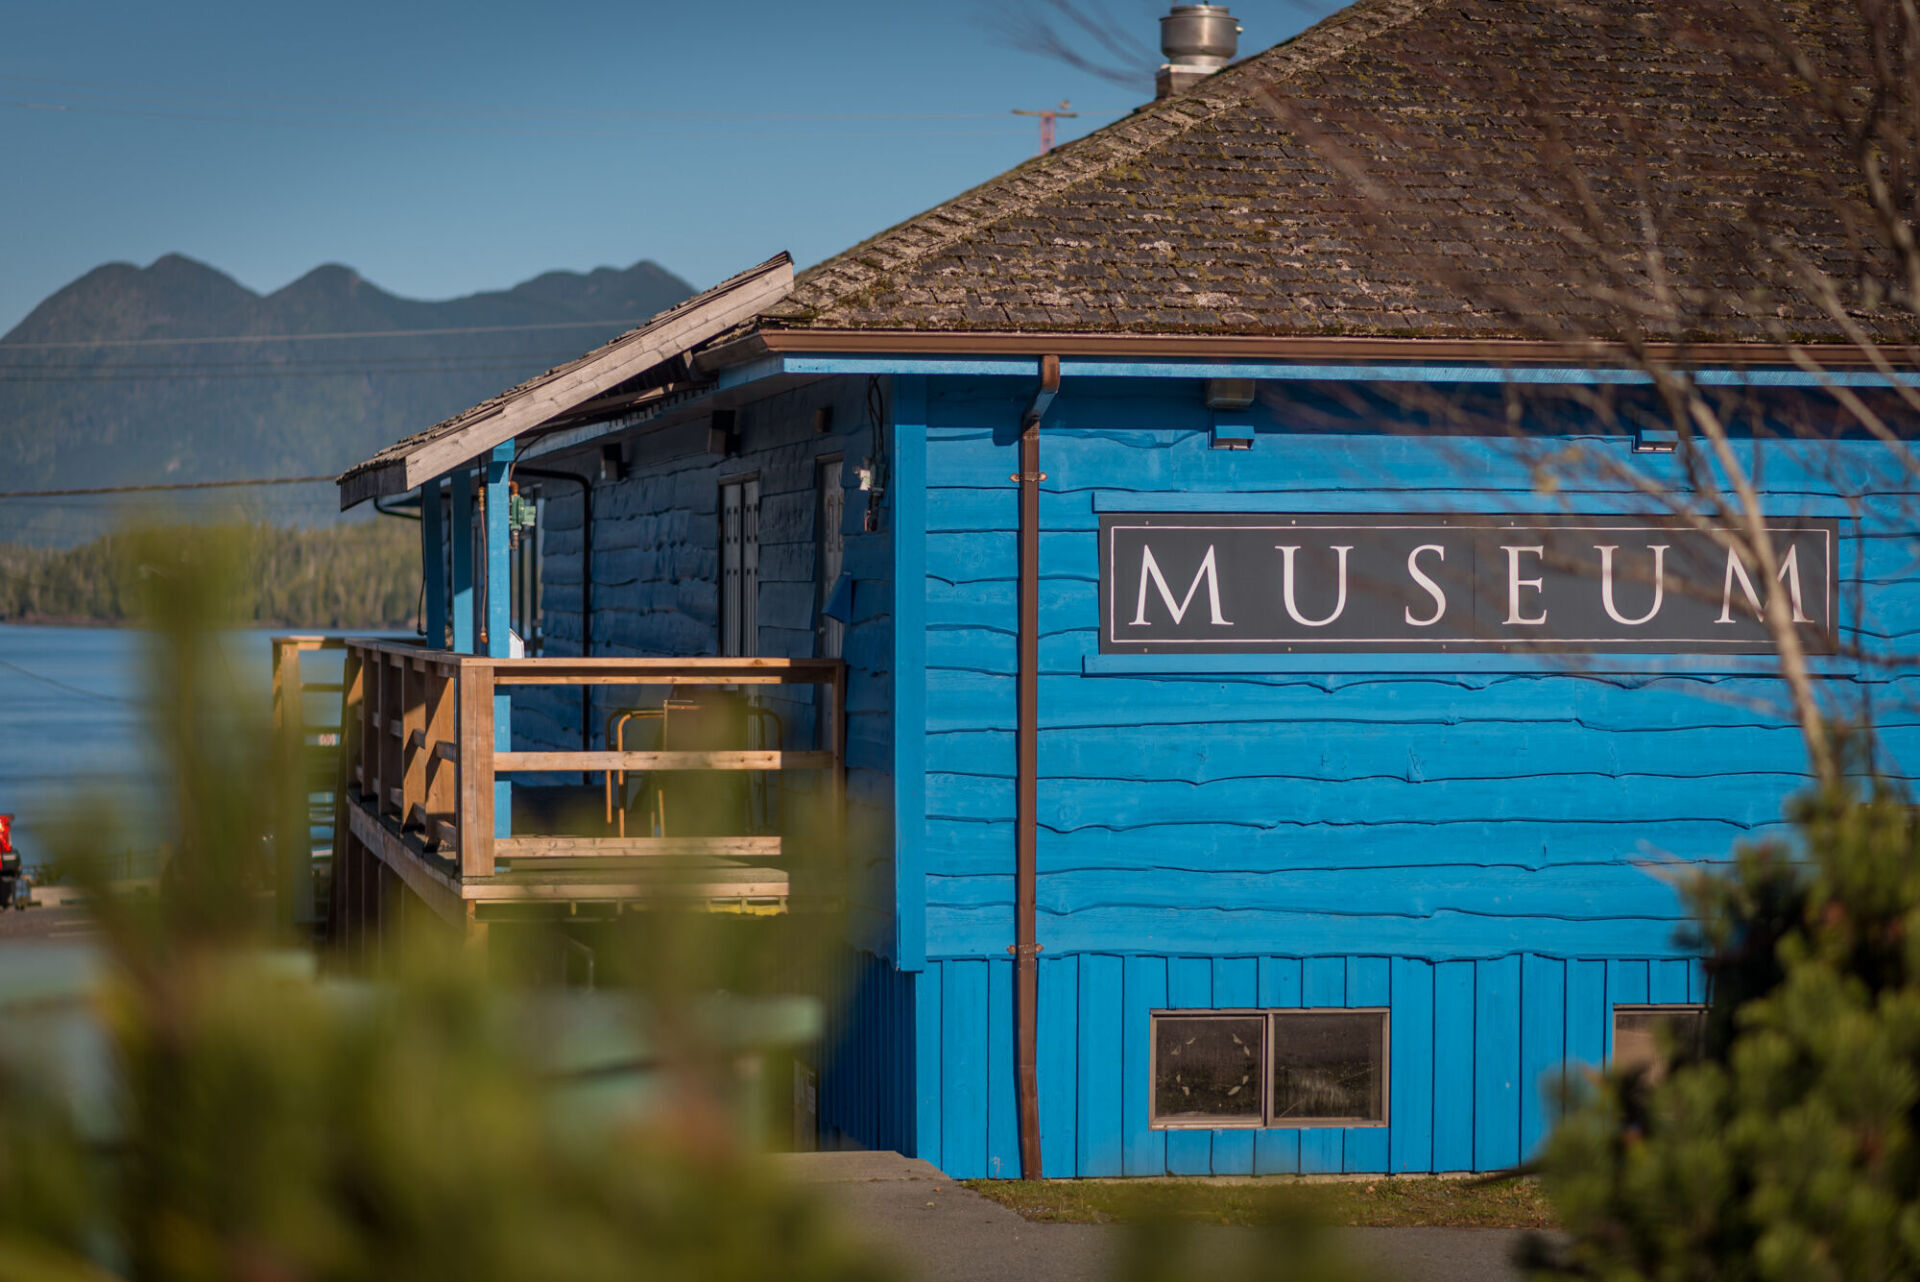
332, 0, 1917, 1176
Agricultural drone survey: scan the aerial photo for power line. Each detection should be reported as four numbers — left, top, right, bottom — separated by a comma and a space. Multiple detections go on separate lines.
0, 319, 651, 352
6, 98, 1039, 140
0, 350, 579, 370
0, 361, 577, 384
0, 72, 1053, 122
0, 476, 336, 500
0, 654, 129, 704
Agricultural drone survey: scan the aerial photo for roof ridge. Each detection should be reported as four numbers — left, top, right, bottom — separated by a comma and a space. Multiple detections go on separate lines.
763, 0, 1444, 326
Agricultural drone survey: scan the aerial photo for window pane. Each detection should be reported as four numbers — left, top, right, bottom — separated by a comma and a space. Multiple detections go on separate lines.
1614, 1007, 1705, 1081
1154, 1016, 1264, 1122
1271, 1012, 1385, 1123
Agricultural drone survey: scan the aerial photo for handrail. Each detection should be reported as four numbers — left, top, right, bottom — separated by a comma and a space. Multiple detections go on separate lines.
333, 638, 848, 884
271, 635, 351, 931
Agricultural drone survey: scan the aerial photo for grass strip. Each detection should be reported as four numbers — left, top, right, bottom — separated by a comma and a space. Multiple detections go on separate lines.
963, 1175, 1556, 1229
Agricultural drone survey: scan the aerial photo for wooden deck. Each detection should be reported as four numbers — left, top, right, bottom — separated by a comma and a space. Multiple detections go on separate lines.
281, 637, 846, 948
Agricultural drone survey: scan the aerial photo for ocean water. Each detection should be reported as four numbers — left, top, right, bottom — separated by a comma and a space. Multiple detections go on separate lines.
0, 626, 348, 875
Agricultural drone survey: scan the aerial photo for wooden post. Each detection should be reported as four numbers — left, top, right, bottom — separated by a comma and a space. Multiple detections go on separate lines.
401, 658, 427, 829
333, 832, 353, 955
381, 654, 404, 820
360, 647, 381, 805
329, 648, 365, 947
360, 837, 378, 970
270, 640, 303, 929
424, 667, 456, 848
450, 467, 475, 654
422, 475, 447, 649
457, 660, 496, 877
464, 902, 490, 962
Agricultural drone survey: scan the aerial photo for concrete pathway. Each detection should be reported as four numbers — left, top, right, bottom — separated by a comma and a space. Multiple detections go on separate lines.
776, 1152, 1535, 1282
0, 904, 96, 943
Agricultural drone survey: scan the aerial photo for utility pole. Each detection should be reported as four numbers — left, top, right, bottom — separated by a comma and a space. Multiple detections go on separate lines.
1011, 100, 1077, 155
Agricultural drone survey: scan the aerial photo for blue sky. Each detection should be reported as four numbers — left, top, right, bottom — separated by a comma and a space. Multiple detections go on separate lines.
0, 0, 1336, 332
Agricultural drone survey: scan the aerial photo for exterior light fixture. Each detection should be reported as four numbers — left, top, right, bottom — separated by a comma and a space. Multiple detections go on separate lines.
598, 443, 628, 482
707, 410, 740, 457
1634, 427, 1679, 454
1205, 378, 1256, 410
1210, 420, 1255, 450
1206, 378, 1257, 449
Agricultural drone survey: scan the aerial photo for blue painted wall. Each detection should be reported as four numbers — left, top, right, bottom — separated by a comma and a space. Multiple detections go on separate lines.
892, 376, 1920, 1175
518, 368, 1919, 1174
915, 380, 1919, 963
905, 949, 1709, 1177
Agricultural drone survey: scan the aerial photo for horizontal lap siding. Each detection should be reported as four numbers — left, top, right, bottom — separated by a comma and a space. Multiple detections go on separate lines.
923, 948, 1655, 1176
917, 387, 1920, 964
516, 379, 897, 946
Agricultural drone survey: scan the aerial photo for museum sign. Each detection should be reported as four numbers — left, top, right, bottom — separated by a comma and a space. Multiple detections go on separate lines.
1098, 513, 1839, 654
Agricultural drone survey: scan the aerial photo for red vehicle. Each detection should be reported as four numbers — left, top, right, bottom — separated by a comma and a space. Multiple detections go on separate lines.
0, 815, 22, 910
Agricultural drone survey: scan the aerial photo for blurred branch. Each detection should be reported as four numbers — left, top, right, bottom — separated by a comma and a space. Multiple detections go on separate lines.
977, 0, 1162, 92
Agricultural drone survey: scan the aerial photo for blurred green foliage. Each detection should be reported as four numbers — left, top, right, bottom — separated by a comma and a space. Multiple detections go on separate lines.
1534, 781, 1920, 1281
0, 524, 1377, 1282
0, 526, 891, 1282
0, 519, 418, 629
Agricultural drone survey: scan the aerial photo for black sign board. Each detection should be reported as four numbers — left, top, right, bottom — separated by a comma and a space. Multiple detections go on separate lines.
1098, 513, 1838, 654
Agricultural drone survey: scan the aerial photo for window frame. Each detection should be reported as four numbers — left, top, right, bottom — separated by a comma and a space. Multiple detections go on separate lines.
1611, 1003, 1707, 1074
1148, 1007, 1391, 1131
719, 473, 761, 658
1148, 1008, 1269, 1129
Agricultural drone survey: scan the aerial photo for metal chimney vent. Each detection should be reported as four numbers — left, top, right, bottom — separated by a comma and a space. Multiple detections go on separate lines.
1157, 4, 1242, 100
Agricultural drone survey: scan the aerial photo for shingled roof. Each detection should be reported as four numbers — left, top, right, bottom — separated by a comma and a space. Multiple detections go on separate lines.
340, 0, 1909, 502
758, 0, 1907, 344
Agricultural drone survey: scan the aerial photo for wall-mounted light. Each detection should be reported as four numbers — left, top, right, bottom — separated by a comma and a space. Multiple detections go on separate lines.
598, 442, 628, 482
1210, 418, 1255, 450
1205, 377, 1256, 410
1205, 378, 1257, 450
812, 405, 834, 435
1633, 427, 1679, 454
708, 409, 740, 457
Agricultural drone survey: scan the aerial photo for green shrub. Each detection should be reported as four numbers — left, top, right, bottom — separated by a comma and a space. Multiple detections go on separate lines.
1536, 783, 1920, 1281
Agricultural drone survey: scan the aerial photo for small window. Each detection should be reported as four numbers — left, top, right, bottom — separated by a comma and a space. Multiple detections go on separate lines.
1154, 1015, 1264, 1125
1613, 1005, 1706, 1080
1271, 1010, 1387, 1124
1151, 1009, 1389, 1129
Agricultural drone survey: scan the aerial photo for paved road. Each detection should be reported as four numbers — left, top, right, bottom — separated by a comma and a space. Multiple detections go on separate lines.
0, 904, 96, 943
776, 1151, 1536, 1282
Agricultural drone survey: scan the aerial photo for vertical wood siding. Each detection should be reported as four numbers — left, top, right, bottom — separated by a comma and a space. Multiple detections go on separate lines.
910, 948, 1713, 1177
819, 950, 918, 1154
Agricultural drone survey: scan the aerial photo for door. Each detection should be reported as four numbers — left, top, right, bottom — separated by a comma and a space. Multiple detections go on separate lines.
720, 476, 760, 656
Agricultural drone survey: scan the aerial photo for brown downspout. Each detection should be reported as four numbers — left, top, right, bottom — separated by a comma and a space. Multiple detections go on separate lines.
1014, 354, 1059, 1180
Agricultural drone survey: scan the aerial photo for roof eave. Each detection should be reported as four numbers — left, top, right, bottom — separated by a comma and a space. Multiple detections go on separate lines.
335, 252, 795, 509
743, 328, 1920, 370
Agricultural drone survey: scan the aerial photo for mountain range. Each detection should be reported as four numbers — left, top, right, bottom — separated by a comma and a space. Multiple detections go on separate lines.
0, 255, 694, 543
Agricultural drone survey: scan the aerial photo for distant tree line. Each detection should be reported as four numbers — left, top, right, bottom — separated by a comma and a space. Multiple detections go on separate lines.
0, 519, 420, 628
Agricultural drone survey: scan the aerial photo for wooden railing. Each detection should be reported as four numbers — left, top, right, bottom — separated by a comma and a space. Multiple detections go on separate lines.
271, 635, 350, 927
336, 639, 846, 882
